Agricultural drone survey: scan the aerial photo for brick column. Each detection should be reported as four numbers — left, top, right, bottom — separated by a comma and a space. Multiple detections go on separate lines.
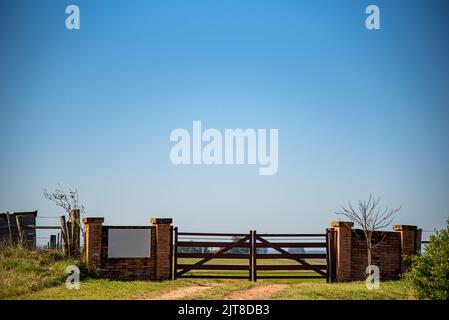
393, 224, 420, 273
83, 217, 104, 270
151, 218, 172, 280
331, 221, 354, 282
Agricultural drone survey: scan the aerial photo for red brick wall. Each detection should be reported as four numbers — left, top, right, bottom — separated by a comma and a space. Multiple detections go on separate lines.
152, 219, 172, 280
83, 217, 173, 281
331, 221, 420, 282
350, 230, 401, 281
99, 226, 156, 280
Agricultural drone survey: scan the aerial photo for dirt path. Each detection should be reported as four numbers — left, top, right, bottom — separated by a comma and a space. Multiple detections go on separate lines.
225, 284, 290, 300
148, 283, 220, 300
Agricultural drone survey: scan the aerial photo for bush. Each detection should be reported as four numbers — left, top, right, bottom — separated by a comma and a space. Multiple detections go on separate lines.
406, 218, 449, 300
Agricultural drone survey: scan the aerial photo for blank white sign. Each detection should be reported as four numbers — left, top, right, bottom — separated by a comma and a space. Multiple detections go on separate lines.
108, 228, 151, 258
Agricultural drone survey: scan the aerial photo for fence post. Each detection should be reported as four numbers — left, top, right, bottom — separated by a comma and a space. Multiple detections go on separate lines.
173, 227, 178, 280
66, 220, 72, 255
326, 228, 337, 283
249, 230, 253, 281
6, 212, 13, 245
331, 221, 354, 282
393, 224, 420, 273
326, 228, 330, 283
69, 209, 81, 257
15, 215, 25, 247
60, 216, 69, 256
151, 218, 173, 280
253, 230, 257, 282
169, 225, 173, 280
83, 217, 104, 270
50, 234, 57, 249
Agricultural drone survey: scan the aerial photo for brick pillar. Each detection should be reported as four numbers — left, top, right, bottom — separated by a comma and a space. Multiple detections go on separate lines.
393, 224, 421, 273
151, 218, 172, 280
331, 221, 354, 282
83, 217, 104, 270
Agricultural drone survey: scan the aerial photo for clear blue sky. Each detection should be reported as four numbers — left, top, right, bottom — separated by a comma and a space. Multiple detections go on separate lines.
1, 0, 448, 244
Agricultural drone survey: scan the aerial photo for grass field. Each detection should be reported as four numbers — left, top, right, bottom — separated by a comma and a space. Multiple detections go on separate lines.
0, 246, 79, 299
16, 278, 415, 300
1, 247, 416, 300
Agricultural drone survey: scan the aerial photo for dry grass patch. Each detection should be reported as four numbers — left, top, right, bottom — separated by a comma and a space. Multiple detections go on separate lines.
0, 246, 78, 299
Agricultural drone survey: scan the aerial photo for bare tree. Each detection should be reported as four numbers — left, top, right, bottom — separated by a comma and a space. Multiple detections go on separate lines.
43, 185, 85, 257
43, 184, 85, 215
335, 195, 401, 272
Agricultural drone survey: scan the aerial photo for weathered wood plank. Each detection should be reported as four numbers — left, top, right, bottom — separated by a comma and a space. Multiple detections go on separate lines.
256, 242, 327, 248
177, 241, 250, 248
255, 265, 327, 271
178, 232, 248, 237
177, 264, 249, 271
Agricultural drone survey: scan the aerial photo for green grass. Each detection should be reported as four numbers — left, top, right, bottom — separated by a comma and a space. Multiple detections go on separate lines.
0, 246, 79, 299
18, 278, 415, 300
17, 278, 201, 300
273, 279, 416, 300
19, 278, 250, 300
2, 248, 416, 300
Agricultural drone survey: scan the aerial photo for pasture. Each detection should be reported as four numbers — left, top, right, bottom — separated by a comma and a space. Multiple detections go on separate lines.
15, 277, 415, 300
1, 248, 414, 300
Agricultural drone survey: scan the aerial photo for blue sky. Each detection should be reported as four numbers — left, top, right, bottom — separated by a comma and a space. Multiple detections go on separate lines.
1, 0, 448, 244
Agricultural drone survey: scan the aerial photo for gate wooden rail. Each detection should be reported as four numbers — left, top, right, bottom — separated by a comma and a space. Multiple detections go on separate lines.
173, 228, 336, 282
174, 229, 253, 279
253, 231, 332, 281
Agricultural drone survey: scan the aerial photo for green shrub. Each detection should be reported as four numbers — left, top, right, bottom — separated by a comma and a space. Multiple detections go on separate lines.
406, 218, 449, 300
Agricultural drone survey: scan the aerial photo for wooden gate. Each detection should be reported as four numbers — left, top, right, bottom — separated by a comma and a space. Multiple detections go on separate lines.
253, 230, 336, 281
173, 228, 336, 282
173, 228, 253, 279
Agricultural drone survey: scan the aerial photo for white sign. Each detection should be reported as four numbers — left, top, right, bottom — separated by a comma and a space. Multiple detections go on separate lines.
108, 228, 151, 258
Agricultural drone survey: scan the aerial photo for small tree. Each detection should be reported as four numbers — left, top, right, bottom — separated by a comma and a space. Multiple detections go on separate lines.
43, 184, 85, 215
407, 219, 449, 299
43, 185, 85, 257
335, 195, 401, 272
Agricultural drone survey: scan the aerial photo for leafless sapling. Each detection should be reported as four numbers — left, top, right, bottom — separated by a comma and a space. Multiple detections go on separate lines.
335, 195, 401, 272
